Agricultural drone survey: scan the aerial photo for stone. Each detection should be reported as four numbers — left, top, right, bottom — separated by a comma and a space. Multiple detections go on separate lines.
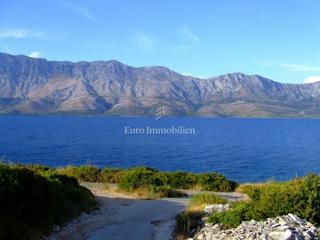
194, 214, 318, 240
204, 204, 230, 214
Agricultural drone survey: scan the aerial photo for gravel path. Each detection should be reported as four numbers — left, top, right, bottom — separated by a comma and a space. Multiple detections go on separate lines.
45, 183, 247, 240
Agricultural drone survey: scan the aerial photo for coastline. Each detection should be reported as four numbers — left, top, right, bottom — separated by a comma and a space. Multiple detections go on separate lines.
3, 113, 320, 119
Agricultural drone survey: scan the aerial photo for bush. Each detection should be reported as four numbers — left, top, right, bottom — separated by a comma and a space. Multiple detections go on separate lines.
117, 167, 163, 190
53, 165, 237, 198
0, 164, 97, 240
24, 164, 53, 174
296, 173, 320, 224
208, 201, 253, 228
117, 167, 237, 198
75, 166, 101, 182
175, 211, 204, 239
54, 165, 237, 193
147, 185, 187, 198
208, 173, 320, 228
197, 173, 238, 192
57, 165, 101, 182
101, 167, 124, 183
236, 184, 263, 201
165, 171, 197, 189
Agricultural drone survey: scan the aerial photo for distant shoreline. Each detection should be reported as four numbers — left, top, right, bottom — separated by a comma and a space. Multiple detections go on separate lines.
2, 113, 320, 119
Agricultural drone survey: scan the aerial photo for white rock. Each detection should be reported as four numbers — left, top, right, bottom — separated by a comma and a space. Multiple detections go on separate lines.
194, 214, 318, 240
204, 204, 230, 214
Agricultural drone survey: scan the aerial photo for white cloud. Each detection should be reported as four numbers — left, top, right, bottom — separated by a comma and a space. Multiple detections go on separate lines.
182, 25, 200, 44
258, 61, 320, 72
304, 76, 320, 84
0, 29, 47, 39
60, 2, 94, 21
29, 51, 41, 58
133, 31, 155, 51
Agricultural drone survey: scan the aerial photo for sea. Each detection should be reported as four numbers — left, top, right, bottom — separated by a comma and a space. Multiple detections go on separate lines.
1, 115, 320, 183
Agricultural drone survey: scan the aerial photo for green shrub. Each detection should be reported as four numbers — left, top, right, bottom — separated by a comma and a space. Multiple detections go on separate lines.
118, 167, 163, 191
56, 166, 80, 178
76, 166, 101, 182
208, 201, 253, 228
101, 167, 124, 183
147, 185, 187, 198
54, 165, 237, 193
24, 164, 52, 174
57, 165, 101, 182
117, 167, 194, 198
197, 173, 238, 192
112, 167, 189, 198
165, 171, 197, 189
253, 181, 301, 219
208, 173, 320, 228
156, 171, 237, 192
236, 184, 263, 201
296, 173, 320, 224
0, 164, 97, 240
117, 167, 237, 196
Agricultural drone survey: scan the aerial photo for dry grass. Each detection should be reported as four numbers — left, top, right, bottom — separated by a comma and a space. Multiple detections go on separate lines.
235, 183, 264, 194
188, 193, 227, 212
175, 233, 188, 240
174, 210, 204, 240
103, 184, 186, 199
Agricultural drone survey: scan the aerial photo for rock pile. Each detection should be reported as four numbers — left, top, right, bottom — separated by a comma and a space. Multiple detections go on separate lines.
204, 204, 230, 214
194, 214, 318, 240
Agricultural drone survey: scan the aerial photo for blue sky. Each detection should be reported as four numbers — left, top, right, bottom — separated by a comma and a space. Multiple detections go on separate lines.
0, 0, 320, 83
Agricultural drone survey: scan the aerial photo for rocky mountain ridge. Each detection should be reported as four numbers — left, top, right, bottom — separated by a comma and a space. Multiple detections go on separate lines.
1, 52, 320, 117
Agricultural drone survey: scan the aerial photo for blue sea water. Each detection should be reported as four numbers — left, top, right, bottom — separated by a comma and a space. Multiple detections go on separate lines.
1, 115, 320, 183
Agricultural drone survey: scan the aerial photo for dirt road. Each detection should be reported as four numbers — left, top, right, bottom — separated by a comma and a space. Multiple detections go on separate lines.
45, 183, 246, 240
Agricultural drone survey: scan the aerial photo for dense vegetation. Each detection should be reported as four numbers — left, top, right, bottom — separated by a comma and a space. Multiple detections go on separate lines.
56, 165, 237, 191
55, 165, 237, 198
175, 174, 320, 239
117, 167, 237, 192
57, 165, 103, 182
208, 173, 320, 227
0, 163, 97, 240
0, 163, 237, 239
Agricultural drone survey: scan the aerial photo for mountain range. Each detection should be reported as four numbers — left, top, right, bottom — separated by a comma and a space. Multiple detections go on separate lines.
1, 52, 320, 117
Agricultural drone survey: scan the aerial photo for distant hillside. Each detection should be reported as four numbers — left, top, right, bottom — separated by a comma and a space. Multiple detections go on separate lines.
1, 52, 320, 117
